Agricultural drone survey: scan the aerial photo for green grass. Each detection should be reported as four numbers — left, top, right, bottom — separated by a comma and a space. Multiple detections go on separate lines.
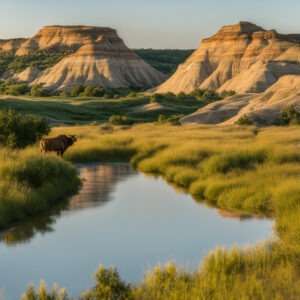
134, 49, 194, 75
0, 148, 80, 229
19, 123, 296, 299
0, 95, 204, 124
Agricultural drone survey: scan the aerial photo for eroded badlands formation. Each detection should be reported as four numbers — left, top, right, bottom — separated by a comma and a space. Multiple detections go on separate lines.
158, 22, 300, 125
0, 26, 165, 90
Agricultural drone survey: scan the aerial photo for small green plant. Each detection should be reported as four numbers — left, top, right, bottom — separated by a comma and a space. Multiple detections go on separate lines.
21, 281, 70, 300
202, 90, 222, 102
150, 93, 165, 103
280, 105, 300, 125
83, 266, 132, 300
82, 86, 105, 97
157, 114, 182, 125
220, 90, 236, 98
236, 115, 254, 126
30, 84, 50, 97
70, 85, 85, 97
109, 115, 132, 125
5, 83, 30, 96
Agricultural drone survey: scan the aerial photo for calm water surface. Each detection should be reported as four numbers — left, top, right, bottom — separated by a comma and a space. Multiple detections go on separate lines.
0, 163, 273, 299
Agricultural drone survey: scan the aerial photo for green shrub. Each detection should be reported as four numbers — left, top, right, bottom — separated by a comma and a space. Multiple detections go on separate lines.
220, 90, 236, 98
30, 84, 50, 97
191, 89, 206, 98
83, 266, 132, 300
202, 90, 221, 102
109, 115, 132, 126
0, 110, 50, 148
70, 85, 85, 97
5, 83, 30, 96
157, 114, 182, 125
280, 106, 300, 125
150, 94, 165, 103
21, 281, 70, 300
236, 115, 254, 126
82, 86, 105, 97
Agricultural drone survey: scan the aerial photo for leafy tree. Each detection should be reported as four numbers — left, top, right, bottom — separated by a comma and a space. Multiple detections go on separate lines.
0, 110, 50, 148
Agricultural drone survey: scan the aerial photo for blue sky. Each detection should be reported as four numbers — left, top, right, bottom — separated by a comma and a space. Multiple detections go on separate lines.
1, 0, 300, 48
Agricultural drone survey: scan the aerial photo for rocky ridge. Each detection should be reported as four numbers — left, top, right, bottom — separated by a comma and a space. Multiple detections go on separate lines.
157, 22, 300, 95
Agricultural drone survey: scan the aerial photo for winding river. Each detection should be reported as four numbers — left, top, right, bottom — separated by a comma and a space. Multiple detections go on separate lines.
0, 163, 273, 299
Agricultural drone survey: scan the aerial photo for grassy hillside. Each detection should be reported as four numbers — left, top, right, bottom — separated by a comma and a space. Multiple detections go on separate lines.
135, 49, 194, 74
0, 94, 205, 124
0, 50, 71, 75
22, 123, 300, 299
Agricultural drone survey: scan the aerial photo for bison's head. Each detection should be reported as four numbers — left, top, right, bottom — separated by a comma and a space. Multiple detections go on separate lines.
67, 135, 77, 146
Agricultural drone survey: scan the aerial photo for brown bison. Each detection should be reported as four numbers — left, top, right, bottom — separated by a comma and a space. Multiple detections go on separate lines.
40, 135, 77, 156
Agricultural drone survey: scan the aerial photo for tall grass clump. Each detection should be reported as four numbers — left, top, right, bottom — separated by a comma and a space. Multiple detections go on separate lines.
22, 281, 70, 300
82, 266, 132, 300
0, 149, 80, 229
201, 149, 267, 174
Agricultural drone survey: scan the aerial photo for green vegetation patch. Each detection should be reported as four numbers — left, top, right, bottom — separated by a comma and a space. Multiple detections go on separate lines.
134, 49, 194, 74
0, 109, 49, 148
0, 50, 71, 75
0, 149, 80, 229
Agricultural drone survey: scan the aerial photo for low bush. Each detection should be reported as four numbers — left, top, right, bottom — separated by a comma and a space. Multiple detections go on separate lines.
82, 86, 105, 97
30, 84, 50, 97
4, 83, 30, 96
22, 281, 70, 300
70, 85, 85, 97
280, 105, 300, 125
109, 115, 133, 126
236, 115, 254, 125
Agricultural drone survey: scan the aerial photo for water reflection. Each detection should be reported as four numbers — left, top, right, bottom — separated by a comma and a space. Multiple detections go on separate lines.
0, 164, 135, 246
69, 163, 135, 211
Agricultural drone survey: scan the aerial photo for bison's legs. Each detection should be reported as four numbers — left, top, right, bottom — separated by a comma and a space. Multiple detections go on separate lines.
57, 150, 65, 157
